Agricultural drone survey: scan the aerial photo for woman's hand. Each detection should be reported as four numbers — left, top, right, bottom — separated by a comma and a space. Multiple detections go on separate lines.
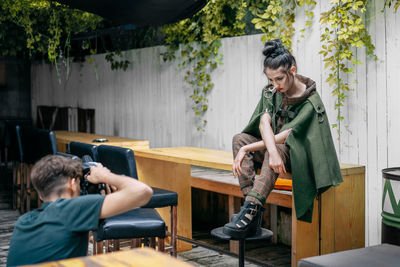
269, 151, 286, 174
232, 147, 247, 178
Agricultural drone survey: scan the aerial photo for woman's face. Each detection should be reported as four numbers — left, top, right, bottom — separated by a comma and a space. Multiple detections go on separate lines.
265, 66, 295, 94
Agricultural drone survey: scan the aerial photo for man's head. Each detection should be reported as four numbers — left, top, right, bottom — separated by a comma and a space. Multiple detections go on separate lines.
31, 155, 83, 201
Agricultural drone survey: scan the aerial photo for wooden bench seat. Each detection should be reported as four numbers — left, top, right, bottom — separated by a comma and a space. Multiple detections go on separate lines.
191, 166, 292, 208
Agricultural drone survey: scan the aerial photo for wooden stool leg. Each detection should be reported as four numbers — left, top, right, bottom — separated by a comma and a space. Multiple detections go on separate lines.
114, 240, 120, 251
228, 195, 239, 254
130, 239, 141, 248
12, 162, 18, 210
95, 241, 104, 254
16, 162, 22, 211
20, 164, 26, 214
171, 205, 177, 257
149, 237, 156, 248
158, 238, 165, 252
26, 167, 31, 212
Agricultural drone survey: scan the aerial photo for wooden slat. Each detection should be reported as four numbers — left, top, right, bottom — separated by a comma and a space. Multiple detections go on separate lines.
191, 176, 292, 208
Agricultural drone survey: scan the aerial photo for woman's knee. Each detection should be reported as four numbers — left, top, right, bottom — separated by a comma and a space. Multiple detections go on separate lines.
232, 133, 242, 144
232, 133, 253, 146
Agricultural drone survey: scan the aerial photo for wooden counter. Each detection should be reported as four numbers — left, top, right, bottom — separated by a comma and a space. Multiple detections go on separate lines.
134, 147, 365, 266
54, 131, 149, 152
25, 247, 192, 267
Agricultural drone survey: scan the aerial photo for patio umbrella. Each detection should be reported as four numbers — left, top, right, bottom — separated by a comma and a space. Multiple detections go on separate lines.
51, 0, 207, 27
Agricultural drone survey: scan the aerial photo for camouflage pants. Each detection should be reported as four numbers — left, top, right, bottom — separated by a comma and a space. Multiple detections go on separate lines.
232, 133, 291, 206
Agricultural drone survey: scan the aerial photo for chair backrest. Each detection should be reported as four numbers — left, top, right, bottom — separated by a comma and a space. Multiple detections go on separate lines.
15, 126, 24, 162
37, 129, 58, 157
17, 126, 58, 164
69, 141, 99, 162
4, 119, 32, 161
97, 145, 138, 179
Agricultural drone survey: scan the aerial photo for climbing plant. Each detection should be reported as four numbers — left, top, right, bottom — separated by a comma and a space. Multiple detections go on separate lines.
162, 0, 316, 130
385, 0, 400, 10
320, 0, 376, 131
0, 0, 103, 63
162, 0, 247, 131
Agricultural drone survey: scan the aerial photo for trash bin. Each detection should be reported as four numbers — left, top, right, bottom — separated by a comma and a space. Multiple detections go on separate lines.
382, 167, 400, 245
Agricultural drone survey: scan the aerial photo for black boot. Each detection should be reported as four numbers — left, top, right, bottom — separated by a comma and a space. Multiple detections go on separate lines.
223, 201, 263, 238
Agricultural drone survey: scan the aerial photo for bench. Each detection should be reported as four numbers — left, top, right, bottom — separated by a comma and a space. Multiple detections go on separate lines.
134, 147, 365, 267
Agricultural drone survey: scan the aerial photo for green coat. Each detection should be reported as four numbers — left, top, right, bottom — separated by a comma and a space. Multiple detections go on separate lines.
242, 87, 343, 222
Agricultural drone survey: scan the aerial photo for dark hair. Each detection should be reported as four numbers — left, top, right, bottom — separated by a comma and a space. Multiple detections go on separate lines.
31, 155, 82, 199
262, 39, 296, 71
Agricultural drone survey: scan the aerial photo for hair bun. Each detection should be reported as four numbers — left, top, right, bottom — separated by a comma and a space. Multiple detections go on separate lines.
262, 39, 285, 58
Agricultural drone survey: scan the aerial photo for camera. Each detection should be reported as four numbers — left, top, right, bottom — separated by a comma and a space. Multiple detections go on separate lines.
81, 155, 106, 195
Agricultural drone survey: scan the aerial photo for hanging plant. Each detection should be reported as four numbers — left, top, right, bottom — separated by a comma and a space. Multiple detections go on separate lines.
297, 0, 317, 38
0, 0, 103, 62
320, 0, 376, 132
385, 0, 400, 10
162, 0, 246, 131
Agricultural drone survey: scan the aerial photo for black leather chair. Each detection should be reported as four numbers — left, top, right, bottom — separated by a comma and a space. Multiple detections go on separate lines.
3, 120, 32, 209
69, 141, 99, 162
93, 208, 166, 253
97, 144, 178, 256
16, 126, 58, 212
89, 145, 168, 254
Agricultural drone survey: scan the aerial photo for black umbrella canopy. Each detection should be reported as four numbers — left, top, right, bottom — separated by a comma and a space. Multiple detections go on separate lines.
52, 0, 207, 27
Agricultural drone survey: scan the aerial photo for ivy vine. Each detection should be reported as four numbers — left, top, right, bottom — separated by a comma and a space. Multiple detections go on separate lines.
385, 0, 400, 11
162, 0, 316, 130
162, 0, 246, 131
0, 0, 103, 63
320, 0, 376, 131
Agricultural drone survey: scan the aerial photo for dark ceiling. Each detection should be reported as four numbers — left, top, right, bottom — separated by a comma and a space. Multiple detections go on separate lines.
52, 0, 207, 28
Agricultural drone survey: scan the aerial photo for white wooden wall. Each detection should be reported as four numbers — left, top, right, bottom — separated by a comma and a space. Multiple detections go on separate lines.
31, 0, 400, 246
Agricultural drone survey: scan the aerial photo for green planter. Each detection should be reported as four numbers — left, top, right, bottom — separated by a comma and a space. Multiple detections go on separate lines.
382, 167, 400, 245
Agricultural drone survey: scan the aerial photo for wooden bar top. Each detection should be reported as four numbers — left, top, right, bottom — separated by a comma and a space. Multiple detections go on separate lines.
25, 248, 192, 267
134, 146, 365, 176
54, 131, 150, 152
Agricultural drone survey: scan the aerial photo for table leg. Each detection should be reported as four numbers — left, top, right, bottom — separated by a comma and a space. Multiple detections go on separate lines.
135, 157, 192, 251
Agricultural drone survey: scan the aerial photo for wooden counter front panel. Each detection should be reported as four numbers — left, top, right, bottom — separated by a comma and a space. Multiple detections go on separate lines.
292, 169, 365, 267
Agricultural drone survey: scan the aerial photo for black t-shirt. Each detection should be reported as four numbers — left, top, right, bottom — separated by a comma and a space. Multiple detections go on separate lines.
7, 194, 105, 266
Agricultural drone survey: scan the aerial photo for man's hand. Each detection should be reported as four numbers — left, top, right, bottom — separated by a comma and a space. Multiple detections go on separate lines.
269, 151, 286, 174
233, 147, 247, 178
86, 164, 111, 185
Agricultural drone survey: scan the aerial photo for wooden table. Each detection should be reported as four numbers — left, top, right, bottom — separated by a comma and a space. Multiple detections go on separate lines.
54, 131, 150, 153
24, 247, 192, 267
134, 147, 365, 266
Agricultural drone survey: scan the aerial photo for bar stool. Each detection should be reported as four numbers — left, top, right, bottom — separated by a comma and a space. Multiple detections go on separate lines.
89, 145, 168, 254
3, 120, 32, 210
211, 227, 273, 267
97, 144, 178, 256
93, 208, 167, 253
16, 126, 58, 212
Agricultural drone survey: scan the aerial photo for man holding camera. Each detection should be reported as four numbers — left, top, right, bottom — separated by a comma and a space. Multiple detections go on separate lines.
7, 155, 153, 266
